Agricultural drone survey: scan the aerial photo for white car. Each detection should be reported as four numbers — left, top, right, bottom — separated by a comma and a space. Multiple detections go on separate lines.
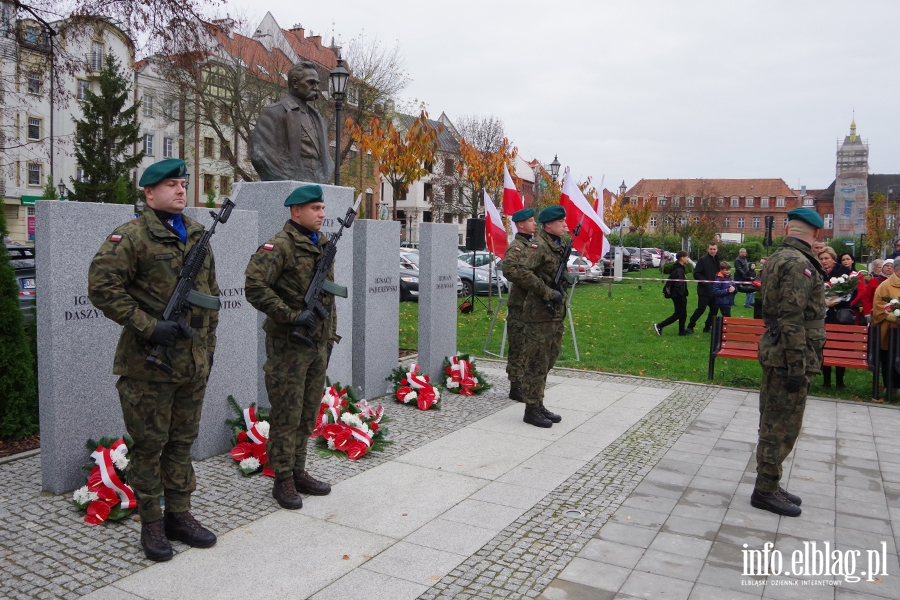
566, 256, 600, 282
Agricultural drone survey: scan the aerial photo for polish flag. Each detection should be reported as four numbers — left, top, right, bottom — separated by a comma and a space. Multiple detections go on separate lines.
559, 167, 610, 263
502, 164, 524, 215
484, 191, 508, 257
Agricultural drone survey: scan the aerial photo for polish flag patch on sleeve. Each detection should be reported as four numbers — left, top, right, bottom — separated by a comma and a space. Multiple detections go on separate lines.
804, 268, 812, 277
263, 243, 275, 251
110, 234, 122, 242
531, 244, 538, 248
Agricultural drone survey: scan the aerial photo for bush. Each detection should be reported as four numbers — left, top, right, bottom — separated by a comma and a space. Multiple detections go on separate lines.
0, 210, 38, 438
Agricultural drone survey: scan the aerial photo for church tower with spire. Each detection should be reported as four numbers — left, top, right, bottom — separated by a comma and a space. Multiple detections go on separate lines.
833, 117, 869, 234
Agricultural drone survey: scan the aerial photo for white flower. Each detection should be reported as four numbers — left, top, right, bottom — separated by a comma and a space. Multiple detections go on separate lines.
830, 277, 839, 284
239, 457, 260, 470
893, 309, 900, 317
341, 413, 364, 428
255, 421, 270, 438
73, 486, 98, 506
327, 439, 336, 450
404, 391, 417, 403
111, 452, 129, 470
446, 380, 459, 389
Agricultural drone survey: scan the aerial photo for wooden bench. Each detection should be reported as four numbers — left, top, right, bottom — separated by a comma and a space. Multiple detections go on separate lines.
708, 316, 876, 397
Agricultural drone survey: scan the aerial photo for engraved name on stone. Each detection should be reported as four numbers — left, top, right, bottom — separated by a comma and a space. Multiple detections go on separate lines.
435, 274, 456, 290
368, 276, 397, 294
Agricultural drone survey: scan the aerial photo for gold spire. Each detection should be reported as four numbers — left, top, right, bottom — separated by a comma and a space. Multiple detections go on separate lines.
849, 113, 857, 143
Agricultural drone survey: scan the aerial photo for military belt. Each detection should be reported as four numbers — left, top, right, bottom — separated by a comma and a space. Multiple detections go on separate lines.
763, 319, 824, 329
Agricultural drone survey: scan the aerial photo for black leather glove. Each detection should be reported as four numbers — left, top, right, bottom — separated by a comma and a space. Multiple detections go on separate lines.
550, 290, 563, 304
207, 351, 214, 369
149, 320, 181, 347
784, 375, 806, 393
295, 309, 316, 330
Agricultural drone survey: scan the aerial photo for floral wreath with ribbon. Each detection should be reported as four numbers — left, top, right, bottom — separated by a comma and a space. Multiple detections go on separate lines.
72, 436, 138, 525
386, 364, 441, 410
442, 353, 491, 396
225, 396, 274, 477
312, 379, 391, 460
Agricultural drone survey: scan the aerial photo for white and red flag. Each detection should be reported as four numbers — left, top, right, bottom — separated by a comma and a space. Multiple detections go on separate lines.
559, 167, 610, 263
484, 191, 508, 257
502, 164, 524, 215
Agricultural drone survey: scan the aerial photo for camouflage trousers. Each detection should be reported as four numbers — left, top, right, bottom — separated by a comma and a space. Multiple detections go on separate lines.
263, 332, 328, 479
506, 308, 527, 386
755, 367, 809, 493
520, 320, 565, 408
116, 376, 206, 522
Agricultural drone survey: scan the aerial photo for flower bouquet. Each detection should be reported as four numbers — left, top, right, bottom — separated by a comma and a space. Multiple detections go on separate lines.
312, 381, 391, 460
883, 297, 900, 322
72, 436, 137, 525
442, 354, 492, 396
225, 396, 274, 477
825, 271, 866, 297
386, 364, 441, 410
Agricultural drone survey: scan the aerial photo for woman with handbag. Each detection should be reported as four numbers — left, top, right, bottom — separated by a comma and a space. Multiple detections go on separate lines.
654, 251, 691, 336
872, 269, 900, 398
819, 248, 859, 388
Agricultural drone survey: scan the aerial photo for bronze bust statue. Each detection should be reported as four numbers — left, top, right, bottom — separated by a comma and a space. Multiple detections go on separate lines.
250, 61, 335, 184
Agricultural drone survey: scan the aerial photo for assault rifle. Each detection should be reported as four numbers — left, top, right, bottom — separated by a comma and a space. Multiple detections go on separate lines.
291, 194, 362, 347
545, 215, 584, 312
146, 199, 235, 375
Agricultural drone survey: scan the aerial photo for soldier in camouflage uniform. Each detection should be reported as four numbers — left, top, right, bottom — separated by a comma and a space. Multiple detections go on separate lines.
503, 208, 537, 401
245, 185, 338, 510
503, 205, 566, 428
88, 158, 219, 561
754, 207, 826, 517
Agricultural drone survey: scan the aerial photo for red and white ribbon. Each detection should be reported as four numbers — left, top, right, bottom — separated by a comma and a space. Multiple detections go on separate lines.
243, 407, 267, 444
450, 356, 471, 382
90, 440, 137, 510
406, 365, 430, 389
346, 425, 373, 447
357, 399, 377, 419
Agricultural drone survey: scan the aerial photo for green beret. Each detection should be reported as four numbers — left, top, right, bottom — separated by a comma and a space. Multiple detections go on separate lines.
285, 185, 324, 207
139, 158, 188, 187
787, 207, 824, 229
538, 205, 566, 224
511, 208, 534, 223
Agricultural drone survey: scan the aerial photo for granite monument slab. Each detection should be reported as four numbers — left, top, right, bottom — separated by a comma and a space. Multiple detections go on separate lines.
417, 223, 459, 381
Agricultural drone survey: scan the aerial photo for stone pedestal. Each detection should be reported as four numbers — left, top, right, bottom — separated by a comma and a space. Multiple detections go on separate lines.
230, 181, 355, 406
351, 220, 401, 398
417, 223, 458, 381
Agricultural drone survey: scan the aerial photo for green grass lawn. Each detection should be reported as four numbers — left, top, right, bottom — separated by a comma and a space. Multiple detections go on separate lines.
399, 273, 881, 404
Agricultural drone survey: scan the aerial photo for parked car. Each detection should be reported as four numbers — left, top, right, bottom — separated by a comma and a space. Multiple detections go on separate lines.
566, 255, 599, 282
401, 252, 464, 295
400, 242, 419, 250
458, 250, 501, 269
7, 244, 35, 320
457, 259, 504, 296
399, 267, 419, 301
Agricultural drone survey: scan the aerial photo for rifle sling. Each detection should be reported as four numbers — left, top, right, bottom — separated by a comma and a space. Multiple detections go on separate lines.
187, 289, 221, 310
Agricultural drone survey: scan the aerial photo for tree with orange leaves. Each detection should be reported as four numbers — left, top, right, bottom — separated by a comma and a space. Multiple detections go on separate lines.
454, 116, 518, 217
350, 111, 442, 221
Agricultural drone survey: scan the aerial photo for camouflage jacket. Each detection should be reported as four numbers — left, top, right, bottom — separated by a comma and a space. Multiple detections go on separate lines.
88, 210, 219, 382
503, 229, 567, 323
244, 220, 338, 343
503, 233, 533, 311
757, 237, 826, 376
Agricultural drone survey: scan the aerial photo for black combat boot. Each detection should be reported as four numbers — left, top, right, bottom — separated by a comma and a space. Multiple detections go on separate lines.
524, 405, 552, 428
164, 511, 217, 548
293, 470, 331, 496
141, 519, 174, 562
273, 476, 304, 509
539, 403, 562, 423
778, 487, 802, 506
750, 488, 801, 517
509, 385, 524, 402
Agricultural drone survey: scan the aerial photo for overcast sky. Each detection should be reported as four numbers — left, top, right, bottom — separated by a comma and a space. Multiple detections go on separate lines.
230, 0, 899, 191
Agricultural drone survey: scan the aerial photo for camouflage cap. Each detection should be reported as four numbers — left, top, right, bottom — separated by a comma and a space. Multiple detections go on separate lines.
138, 158, 188, 187
285, 185, 324, 207
538, 205, 566, 224
511, 208, 535, 223
787, 207, 823, 229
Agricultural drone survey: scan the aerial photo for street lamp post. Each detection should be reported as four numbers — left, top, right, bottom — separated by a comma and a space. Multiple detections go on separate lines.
57, 178, 66, 201
550, 155, 561, 183
329, 55, 350, 187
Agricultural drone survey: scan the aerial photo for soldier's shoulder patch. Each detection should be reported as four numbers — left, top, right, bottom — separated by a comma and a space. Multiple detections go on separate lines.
531, 244, 538, 248
514, 247, 521, 252
263, 243, 275, 251
110, 234, 122, 243
804, 268, 812, 277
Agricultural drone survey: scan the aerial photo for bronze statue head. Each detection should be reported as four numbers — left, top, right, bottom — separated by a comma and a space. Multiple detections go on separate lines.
287, 62, 320, 102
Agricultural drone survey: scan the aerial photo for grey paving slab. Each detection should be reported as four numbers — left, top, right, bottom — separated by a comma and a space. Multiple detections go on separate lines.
619, 569, 694, 600
633, 548, 705, 582
538, 578, 618, 600
311, 568, 429, 600
362, 541, 465, 587
557, 557, 630, 593
403, 518, 499, 556
578, 539, 646, 570
689, 582, 763, 599
648, 531, 713, 560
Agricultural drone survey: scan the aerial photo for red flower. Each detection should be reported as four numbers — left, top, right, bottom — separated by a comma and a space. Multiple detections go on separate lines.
445, 366, 453, 374
459, 387, 475, 396
96, 485, 119, 506
84, 500, 111, 525
333, 428, 354, 451
87, 467, 103, 491
257, 452, 269, 465
321, 423, 344, 440
231, 442, 253, 461
418, 386, 436, 410
262, 465, 275, 477
370, 422, 379, 432
346, 441, 369, 460
395, 386, 412, 401
250, 442, 267, 459
237, 431, 248, 443
400, 378, 408, 384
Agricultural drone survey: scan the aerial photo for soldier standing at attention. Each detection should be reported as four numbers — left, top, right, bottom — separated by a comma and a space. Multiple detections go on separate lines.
502, 208, 537, 402
88, 158, 220, 561
245, 185, 337, 510
504, 205, 566, 428
753, 208, 825, 517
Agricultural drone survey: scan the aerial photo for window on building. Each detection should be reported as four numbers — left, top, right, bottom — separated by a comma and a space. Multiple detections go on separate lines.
440, 213, 451, 223
731, 197, 739, 207
444, 158, 454, 175
753, 217, 760, 229
686, 197, 694, 207
398, 189, 407, 200
649, 217, 657, 227
423, 211, 432, 223
737, 217, 745, 228
143, 134, 154, 156
425, 161, 433, 174
76, 167, 88, 182
220, 141, 230, 160
444, 185, 454, 202
25, 25, 38, 44
366, 191, 373, 209
77, 80, 90, 101
143, 95, 154, 117
657, 197, 666, 207
804, 198, 814, 206
219, 105, 230, 124
717, 197, 724, 207
366, 153, 373, 177
761, 197, 769, 208
27, 162, 41, 186
672, 197, 680, 207
888, 215, 896, 231
203, 137, 214, 158
203, 174, 214, 193
824, 213, 834, 229
163, 137, 174, 158
27, 117, 41, 140
219, 176, 231, 195
27, 72, 41, 94
724, 217, 730, 228
776, 197, 785, 207
679, 217, 687, 226
458, 214, 465, 224
746, 197, 754, 207
163, 99, 175, 120
693, 216, 699, 224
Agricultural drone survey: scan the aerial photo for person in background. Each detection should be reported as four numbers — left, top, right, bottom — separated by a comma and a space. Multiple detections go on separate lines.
859, 259, 885, 321
654, 251, 691, 336
686, 242, 719, 334
813, 240, 826, 260
838, 252, 856, 274
889, 239, 900, 261
713, 261, 737, 317
744, 262, 758, 308
872, 264, 900, 398
819, 248, 859, 388
819, 247, 849, 279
